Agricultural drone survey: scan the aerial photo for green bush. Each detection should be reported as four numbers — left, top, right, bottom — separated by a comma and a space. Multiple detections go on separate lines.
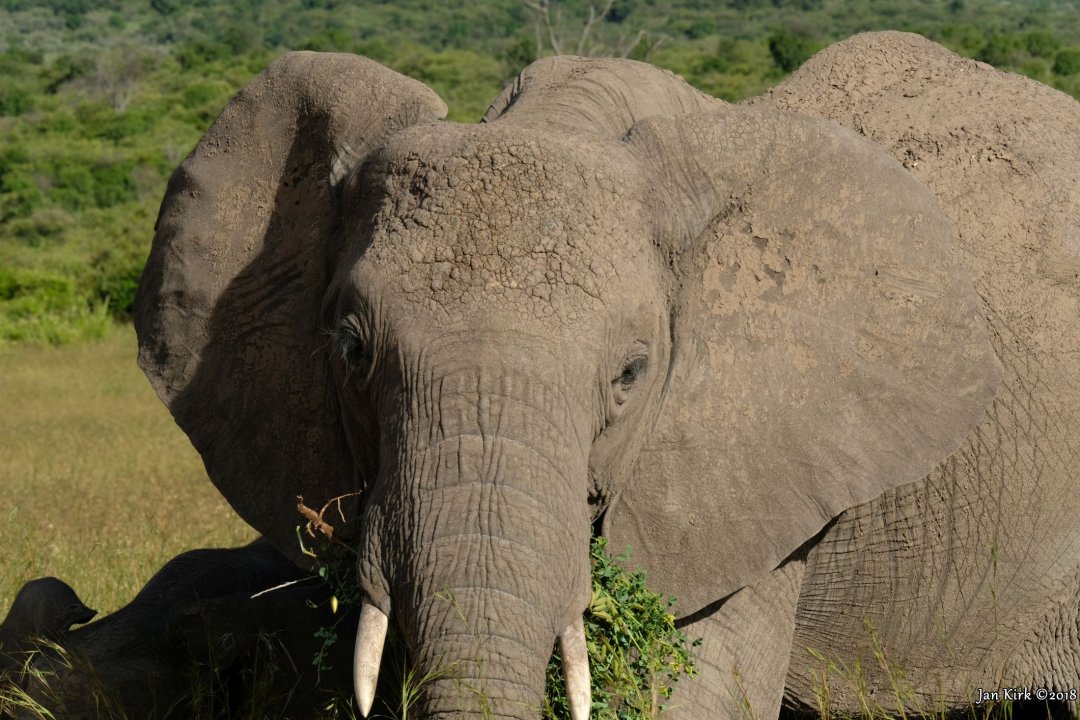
1025, 30, 1061, 59
91, 248, 145, 318
768, 28, 817, 72
48, 158, 137, 211
90, 162, 138, 208
1054, 48, 1080, 76
301, 505, 697, 719
6, 207, 69, 245
0, 166, 45, 222
0, 83, 34, 116
75, 102, 154, 142
0, 268, 84, 313
175, 40, 233, 69
40, 53, 94, 94
682, 18, 718, 40
544, 537, 698, 720
977, 34, 1020, 67
299, 28, 357, 52
0, 268, 112, 344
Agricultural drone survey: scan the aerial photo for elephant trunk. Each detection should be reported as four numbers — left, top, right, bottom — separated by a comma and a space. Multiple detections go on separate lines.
357, 367, 594, 718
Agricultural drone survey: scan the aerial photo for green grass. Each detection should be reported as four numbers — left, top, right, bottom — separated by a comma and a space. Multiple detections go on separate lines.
0, 324, 254, 614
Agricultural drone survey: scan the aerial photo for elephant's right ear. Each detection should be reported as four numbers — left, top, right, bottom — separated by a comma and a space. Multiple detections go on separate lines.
605, 107, 1001, 616
135, 53, 447, 565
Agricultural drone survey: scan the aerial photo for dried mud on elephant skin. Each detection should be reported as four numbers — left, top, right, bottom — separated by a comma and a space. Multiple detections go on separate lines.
117, 30, 1080, 720
751, 31, 1080, 713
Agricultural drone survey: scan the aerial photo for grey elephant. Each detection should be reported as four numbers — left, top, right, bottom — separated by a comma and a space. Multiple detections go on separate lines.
133, 30, 1080, 719
3, 538, 353, 719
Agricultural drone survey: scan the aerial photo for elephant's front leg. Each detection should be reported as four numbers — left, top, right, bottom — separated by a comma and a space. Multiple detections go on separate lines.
668, 557, 805, 720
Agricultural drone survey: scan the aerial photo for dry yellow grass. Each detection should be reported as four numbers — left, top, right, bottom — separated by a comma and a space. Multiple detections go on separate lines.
0, 325, 254, 614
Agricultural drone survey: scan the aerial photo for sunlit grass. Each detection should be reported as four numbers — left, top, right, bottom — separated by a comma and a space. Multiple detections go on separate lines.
0, 324, 254, 614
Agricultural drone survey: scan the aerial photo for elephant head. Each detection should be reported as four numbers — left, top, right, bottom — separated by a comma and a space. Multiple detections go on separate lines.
0, 577, 95, 676
135, 52, 1000, 718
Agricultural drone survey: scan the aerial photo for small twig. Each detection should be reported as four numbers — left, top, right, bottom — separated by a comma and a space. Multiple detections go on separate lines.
618, 28, 647, 58
297, 495, 335, 542
577, 0, 615, 56
522, 0, 562, 55
251, 578, 309, 599
297, 492, 363, 560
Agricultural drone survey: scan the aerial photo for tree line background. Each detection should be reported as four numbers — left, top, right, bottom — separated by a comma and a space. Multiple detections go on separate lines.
2, 0, 1079, 344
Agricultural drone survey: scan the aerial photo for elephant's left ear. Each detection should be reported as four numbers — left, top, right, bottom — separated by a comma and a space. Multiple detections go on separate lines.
136, 53, 447, 565
605, 107, 1001, 616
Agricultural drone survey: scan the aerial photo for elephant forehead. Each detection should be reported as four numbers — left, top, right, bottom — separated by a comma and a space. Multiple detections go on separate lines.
355, 128, 648, 322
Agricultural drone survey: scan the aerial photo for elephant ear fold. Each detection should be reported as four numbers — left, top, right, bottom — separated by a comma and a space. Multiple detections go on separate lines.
135, 53, 447, 565
605, 107, 1001, 616
483, 55, 722, 136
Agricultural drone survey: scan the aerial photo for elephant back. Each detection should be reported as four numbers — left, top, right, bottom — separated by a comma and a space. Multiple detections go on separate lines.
757, 31, 1080, 707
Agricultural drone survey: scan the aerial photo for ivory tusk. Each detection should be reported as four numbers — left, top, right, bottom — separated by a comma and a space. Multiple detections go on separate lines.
560, 616, 592, 720
353, 602, 389, 717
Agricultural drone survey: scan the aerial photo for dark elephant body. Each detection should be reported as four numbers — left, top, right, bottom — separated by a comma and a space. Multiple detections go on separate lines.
0, 578, 95, 679
3, 539, 354, 719
129, 32, 1079, 719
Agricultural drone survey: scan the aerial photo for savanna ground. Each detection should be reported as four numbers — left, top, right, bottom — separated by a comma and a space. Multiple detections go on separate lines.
0, 325, 253, 613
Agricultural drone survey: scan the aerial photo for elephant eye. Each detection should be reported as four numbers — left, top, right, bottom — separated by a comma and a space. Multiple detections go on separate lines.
336, 316, 372, 372
612, 355, 648, 404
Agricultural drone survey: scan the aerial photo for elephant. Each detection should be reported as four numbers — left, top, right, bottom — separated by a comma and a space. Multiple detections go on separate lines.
0, 577, 95, 678
2, 538, 355, 719
131, 30, 1080, 719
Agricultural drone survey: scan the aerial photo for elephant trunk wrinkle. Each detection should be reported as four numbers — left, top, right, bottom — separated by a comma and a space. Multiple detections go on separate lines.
393, 363, 594, 469
410, 642, 549, 719
363, 417, 591, 720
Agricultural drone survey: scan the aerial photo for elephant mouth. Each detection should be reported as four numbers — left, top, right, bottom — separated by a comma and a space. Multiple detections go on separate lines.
352, 602, 591, 719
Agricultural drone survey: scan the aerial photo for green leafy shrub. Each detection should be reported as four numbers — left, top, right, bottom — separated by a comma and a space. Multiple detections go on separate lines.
74, 102, 155, 143
544, 537, 698, 720
767, 28, 817, 72
298, 501, 697, 719
977, 33, 1020, 67
40, 53, 94, 94
1025, 30, 1061, 59
0, 268, 111, 343
299, 28, 357, 52
0, 149, 44, 221
1054, 48, 1080, 75
91, 248, 145, 318
175, 40, 234, 69
6, 207, 69, 245
0, 83, 34, 116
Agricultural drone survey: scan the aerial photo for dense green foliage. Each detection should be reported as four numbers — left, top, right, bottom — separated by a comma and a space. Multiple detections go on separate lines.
2, 0, 1080, 343
544, 537, 697, 719
299, 504, 695, 718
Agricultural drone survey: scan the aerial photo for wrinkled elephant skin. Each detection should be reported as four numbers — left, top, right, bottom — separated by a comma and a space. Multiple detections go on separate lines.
124, 31, 1080, 719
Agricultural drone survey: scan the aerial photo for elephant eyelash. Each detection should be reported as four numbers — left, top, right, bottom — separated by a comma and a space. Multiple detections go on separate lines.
611, 356, 648, 407
333, 317, 373, 375
617, 356, 648, 386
